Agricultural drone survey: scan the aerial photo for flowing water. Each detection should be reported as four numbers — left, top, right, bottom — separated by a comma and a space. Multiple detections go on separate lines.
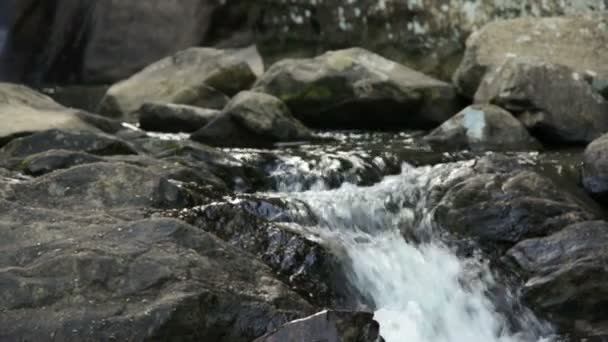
228, 131, 567, 341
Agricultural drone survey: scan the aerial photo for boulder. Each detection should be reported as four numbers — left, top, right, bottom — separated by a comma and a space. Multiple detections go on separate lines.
253, 48, 459, 129
138, 102, 221, 133
172, 194, 349, 308
425, 104, 541, 151
0, 129, 136, 160
475, 57, 608, 144
582, 133, 608, 202
506, 220, 608, 336
433, 170, 597, 246
20, 150, 103, 176
8, 162, 191, 210
0, 83, 105, 145
253, 310, 380, 342
0, 215, 315, 341
98, 47, 256, 122
454, 13, 608, 97
7, 0, 603, 84
191, 91, 313, 147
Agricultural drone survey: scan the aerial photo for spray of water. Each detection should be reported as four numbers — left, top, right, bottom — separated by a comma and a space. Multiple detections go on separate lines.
285, 162, 554, 342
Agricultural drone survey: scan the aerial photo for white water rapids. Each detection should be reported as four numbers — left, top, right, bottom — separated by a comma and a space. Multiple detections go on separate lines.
280, 162, 555, 342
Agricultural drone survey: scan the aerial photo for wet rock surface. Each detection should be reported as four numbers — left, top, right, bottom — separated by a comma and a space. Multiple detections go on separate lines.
253, 310, 380, 342
433, 169, 599, 247
254, 48, 459, 129
506, 220, 608, 336
582, 133, 608, 202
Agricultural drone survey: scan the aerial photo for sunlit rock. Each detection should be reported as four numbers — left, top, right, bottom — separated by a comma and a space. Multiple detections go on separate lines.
254, 48, 459, 129
454, 13, 608, 97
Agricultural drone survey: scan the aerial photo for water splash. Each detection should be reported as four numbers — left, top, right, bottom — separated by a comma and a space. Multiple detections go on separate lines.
285, 162, 554, 342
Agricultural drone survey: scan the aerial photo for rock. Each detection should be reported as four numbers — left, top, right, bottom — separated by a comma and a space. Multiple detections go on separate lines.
8, 162, 191, 210
254, 48, 459, 129
42, 85, 110, 113
0, 83, 105, 145
7, 1, 603, 83
138, 102, 221, 133
425, 104, 541, 151
253, 310, 380, 342
20, 150, 103, 176
0, 82, 64, 109
126, 137, 265, 191
0, 215, 315, 341
5, 1, 221, 84
433, 170, 597, 246
506, 220, 608, 336
475, 57, 608, 144
582, 133, 608, 202
98, 47, 256, 122
454, 13, 608, 97
172, 194, 349, 308
0, 129, 137, 160
191, 91, 313, 147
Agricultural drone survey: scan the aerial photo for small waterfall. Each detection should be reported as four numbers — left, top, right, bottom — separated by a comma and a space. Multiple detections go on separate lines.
281, 162, 555, 342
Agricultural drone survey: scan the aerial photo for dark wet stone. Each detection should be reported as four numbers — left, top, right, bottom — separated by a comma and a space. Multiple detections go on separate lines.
21, 149, 103, 176
506, 220, 608, 336
254, 310, 380, 342
0, 216, 314, 342
433, 170, 598, 246
0, 129, 137, 160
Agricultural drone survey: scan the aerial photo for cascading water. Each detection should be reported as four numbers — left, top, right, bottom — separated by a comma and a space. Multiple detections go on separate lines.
242, 132, 558, 341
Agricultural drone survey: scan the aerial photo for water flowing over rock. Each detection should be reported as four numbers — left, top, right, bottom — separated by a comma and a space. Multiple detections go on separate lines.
254, 48, 459, 129
191, 91, 313, 148
425, 104, 541, 151
283, 162, 555, 341
98, 47, 256, 122
454, 13, 608, 97
475, 57, 608, 144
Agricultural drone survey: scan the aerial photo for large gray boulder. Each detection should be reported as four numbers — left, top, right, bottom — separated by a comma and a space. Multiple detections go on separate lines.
191, 91, 313, 147
253, 48, 459, 129
506, 220, 608, 336
475, 57, 608, 144
425, 104, 540, 151
454, 13, 608, 97
582, 133, 608, 202
98, 48, 256, 122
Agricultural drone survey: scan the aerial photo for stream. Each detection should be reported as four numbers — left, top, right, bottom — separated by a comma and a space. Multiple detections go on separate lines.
222, 130, 577, 341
